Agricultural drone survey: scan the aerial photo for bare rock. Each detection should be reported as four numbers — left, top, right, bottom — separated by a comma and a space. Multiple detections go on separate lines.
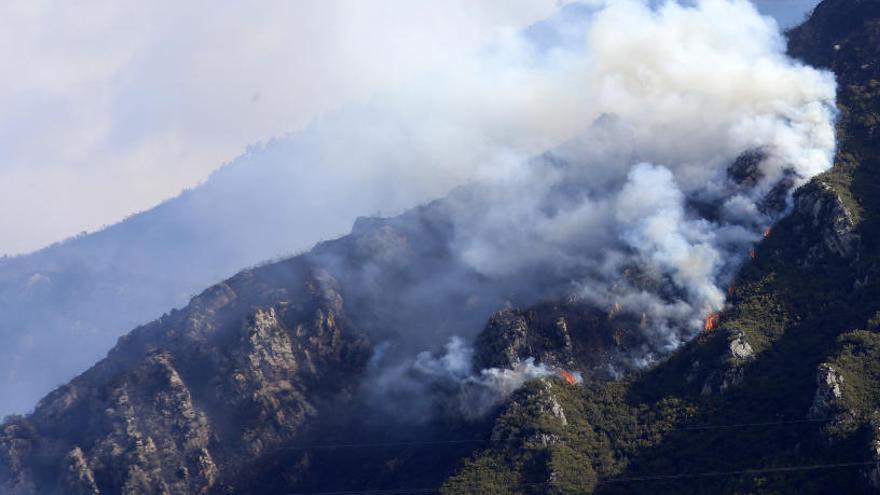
728, 331, 754, 361
794, 182, 861, 266
808, 363, 845, 419
491, 380, 568, 447
473, 302, 646, 376
61, 447, 100, 495
0, 419, 38, 495
0, 263, 371, 494
701, 330, 755, 396
863, 414, 880, 491
474, 309, 532, 370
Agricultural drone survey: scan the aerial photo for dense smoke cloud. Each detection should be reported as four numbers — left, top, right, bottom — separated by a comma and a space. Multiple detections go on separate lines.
352, 0, 836, 416
365, 338, 575, 421
444, 0, 835, 347
0, 0, 561, 255
0, 0, 836, 420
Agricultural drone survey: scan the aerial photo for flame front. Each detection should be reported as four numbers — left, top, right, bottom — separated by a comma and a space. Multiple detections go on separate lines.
559, 370, 578, 385
704, 312, 721, 332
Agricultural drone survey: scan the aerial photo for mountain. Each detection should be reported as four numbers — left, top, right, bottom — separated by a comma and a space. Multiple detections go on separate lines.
0, 1, 599, 419
0, 174, 658, 493
0, 134, 399, 417
443, 1, 880, 493
1, 0, 878, 493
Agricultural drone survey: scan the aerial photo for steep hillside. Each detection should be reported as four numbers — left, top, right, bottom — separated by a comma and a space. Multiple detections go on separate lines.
0, 1, 868, 494
0, 132, 419, 417
442, 1, 880, 493
0, 191, 650, 494
0, 1, 603, 419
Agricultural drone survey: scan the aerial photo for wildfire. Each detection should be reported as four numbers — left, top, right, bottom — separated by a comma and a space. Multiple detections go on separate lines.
763, 227, 772, 239
727, 282, 735, 297
750, 248, 757, 259
704, 312, 721, 332
559, 370, 579, 385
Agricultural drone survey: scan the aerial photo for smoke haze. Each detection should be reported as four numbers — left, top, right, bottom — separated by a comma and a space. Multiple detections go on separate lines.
0, 0, 835, 419
325, 0, 836, 416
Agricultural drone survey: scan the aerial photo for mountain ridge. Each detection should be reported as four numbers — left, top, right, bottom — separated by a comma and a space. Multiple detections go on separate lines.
441, 2, 880, 492
2, 1, 878, 493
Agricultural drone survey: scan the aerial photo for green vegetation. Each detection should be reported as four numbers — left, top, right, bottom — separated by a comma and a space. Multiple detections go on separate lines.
442, 5, 880, 493
828, 329, 880, 416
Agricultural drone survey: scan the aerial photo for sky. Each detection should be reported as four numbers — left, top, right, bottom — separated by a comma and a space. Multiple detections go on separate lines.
0, 0, 822, 256
752, 0, 820, 27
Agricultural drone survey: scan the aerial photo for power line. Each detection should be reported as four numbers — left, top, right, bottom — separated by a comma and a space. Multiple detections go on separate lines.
674, 417, 830, 431
284, 459, 875, 495
271, 417, 831, 452
287, 488, 439, 495
599, 460, 875, 484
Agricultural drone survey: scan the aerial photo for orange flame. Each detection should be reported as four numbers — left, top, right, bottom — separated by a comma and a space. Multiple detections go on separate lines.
704, 312, 721, 332
559, 370, 578, 385
763, 227, 772, 239
727, 282, 735, 297
750, 248, 757, 259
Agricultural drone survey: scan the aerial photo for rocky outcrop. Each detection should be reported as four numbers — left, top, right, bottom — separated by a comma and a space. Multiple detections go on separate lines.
700, 330, 755, 396
61, 448, 100, 495
728, 331, 755, 361
0, 262, 371, 494
793, 181, 861, 266
863, 414, 880, 491
491, 379, 568, 445
76, 351, 217, 495
475, 309, 538, 370
0, 419, 38, 495
808, 363, 845, 419
473, 303, 645, 376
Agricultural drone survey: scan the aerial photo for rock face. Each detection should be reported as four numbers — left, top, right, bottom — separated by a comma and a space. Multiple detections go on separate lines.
793, 182, 861, 265
490, 379, 569, 444
473, 303, 646, 376
61, 448, 100, 495
5, 3, 880, 493
808, 363, 845, 419
0, 260, 371, 494
864, 415, 880, 490
0, 192, 589, 494
700, 330, 755, 396
0, 420, 38, 495
728, 331, 755, 361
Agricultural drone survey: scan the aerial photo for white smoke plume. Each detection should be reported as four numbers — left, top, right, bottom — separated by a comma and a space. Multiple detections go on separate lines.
366, 337, 579, 421
440, 0, 836, 350
352, 0, 835, 419
0, 0, 835, 419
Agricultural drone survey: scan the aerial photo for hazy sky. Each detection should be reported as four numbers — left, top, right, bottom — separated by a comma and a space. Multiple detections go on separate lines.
753, 0, 820, 27
0, 0, 822, 256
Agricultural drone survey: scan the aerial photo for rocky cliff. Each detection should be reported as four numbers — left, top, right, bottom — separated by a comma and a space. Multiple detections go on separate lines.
0, 260, 374, 494
442, 1, 880, 493
3, 1, 880, 494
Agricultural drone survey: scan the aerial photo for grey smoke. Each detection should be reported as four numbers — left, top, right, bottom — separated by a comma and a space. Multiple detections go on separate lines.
0, 0, 835, 420
365, 337, 564, 421
445, 0, 835, 347
351, 0, 837, 418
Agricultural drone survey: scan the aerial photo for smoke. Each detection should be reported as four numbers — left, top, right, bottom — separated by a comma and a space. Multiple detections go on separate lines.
439, 0, 836, 349
0, 0, 836, 420
345, 0, 836, 420
365, 337, 574, 421
0, 0, 562, 255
